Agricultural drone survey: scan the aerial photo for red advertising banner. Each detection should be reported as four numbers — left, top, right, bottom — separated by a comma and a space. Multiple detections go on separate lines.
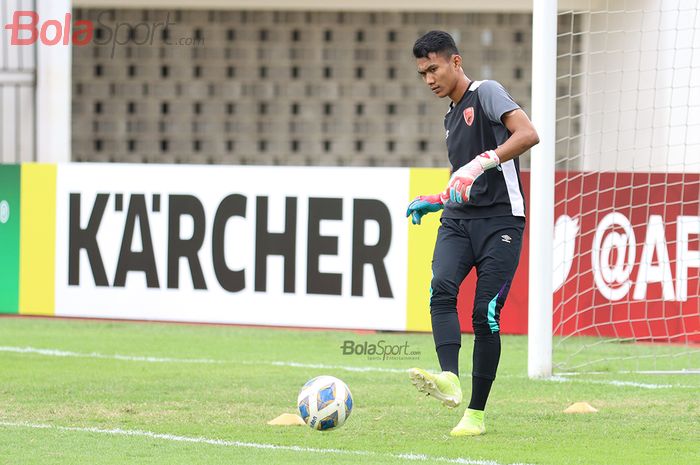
457, 171, 700, 343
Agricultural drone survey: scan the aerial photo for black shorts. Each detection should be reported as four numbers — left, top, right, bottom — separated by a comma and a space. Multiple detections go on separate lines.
429, 215, 525, 335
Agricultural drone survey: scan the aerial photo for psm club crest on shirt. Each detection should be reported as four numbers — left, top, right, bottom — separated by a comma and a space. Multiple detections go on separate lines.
463, 107, 475, 126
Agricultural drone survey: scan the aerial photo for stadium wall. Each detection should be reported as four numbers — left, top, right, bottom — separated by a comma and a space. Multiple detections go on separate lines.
0, 163, 698, 340
72, 0, 533, 13
69, 8, 533, 168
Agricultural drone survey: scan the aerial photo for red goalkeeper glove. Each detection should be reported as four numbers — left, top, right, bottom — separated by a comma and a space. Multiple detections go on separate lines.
446, 150, 500, 204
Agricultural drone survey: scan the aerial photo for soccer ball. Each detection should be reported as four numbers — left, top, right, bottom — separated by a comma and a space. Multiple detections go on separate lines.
297, 375, 353, 431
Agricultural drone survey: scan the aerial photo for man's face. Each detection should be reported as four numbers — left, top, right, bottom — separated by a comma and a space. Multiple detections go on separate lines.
416, 52, 461, 98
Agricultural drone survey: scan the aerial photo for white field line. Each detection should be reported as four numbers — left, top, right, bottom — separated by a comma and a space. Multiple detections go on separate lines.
0, 346, 407, 373
557, 369, 700, 376
269, 360, 407, 373
546, 375, 696, 389
0, 421, 532, 465
0, 346, 228, 364
2, 346, 697, 388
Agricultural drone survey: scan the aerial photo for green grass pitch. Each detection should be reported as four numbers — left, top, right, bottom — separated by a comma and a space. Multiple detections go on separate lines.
1, 317, 698, 465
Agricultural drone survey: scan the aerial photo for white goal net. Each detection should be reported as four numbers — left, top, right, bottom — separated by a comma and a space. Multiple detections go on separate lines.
551, 0, 700, 373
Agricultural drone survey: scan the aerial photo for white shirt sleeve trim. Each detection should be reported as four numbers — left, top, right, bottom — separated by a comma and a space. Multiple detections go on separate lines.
501, 160, 526, 217
468, 80, 486, 91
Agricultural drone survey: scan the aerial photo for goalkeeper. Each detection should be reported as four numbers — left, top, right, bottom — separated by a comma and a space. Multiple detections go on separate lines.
406, 31, 539, 437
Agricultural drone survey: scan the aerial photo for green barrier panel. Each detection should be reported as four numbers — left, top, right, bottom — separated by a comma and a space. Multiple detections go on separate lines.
0, 164, 21, 314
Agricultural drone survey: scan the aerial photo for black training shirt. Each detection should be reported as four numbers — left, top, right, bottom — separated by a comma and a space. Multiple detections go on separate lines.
442, 80, 525, 219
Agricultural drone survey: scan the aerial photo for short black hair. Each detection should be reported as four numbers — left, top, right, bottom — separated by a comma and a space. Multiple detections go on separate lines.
412, 30, 459, 59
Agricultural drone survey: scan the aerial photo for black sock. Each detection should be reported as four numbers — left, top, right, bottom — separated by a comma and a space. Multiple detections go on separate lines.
468, 332, 501, 410
468, 376, 494, 411
436, 343, 460, 377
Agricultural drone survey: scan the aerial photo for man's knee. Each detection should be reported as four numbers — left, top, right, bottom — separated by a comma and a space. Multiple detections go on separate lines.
472, 301, 500, 335
472, 321, 498, 336
429, 273, 458, 310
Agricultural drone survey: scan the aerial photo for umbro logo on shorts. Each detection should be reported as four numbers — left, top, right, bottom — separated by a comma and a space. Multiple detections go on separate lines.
501, 235, 512, 243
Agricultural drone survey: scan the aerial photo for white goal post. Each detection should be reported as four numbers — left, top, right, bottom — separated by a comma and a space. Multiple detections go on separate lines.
528, 0, 557, 379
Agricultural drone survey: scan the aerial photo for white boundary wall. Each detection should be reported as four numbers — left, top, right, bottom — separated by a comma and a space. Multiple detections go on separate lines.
0, 0, 71, 163
578, 0, 700, 173
36, 0, 72, 164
